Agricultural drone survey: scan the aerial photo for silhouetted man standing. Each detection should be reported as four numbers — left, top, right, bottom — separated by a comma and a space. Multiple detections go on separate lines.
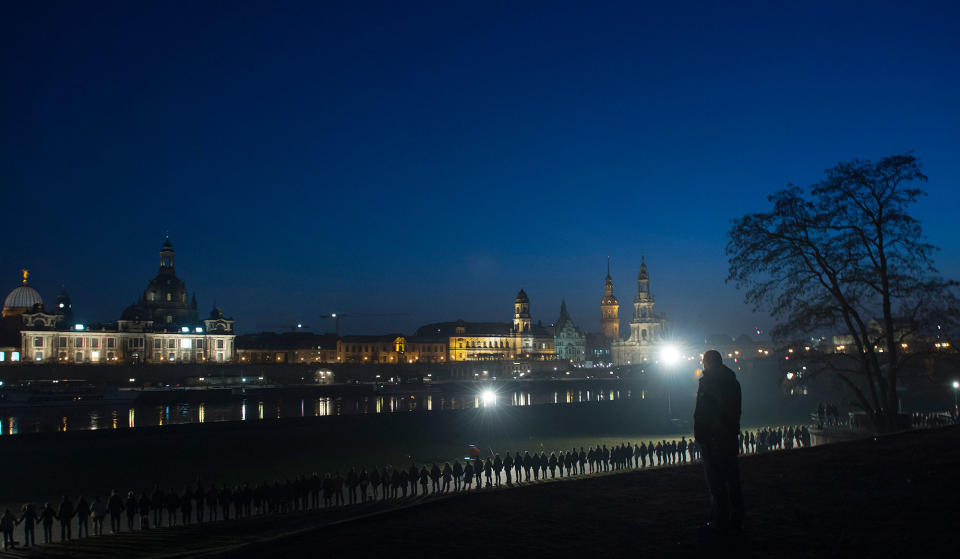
694, 350, 744, 533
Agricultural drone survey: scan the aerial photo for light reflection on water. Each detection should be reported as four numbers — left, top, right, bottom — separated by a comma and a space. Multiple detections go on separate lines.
0, 388, 631, 435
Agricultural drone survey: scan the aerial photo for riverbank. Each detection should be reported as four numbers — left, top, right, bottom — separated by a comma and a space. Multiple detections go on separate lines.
13, 425, 958, 558
221, 424, 960, 558
0, 400, 688, 511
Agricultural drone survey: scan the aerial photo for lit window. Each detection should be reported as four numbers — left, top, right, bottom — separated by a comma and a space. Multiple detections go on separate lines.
180, 338, 192, 349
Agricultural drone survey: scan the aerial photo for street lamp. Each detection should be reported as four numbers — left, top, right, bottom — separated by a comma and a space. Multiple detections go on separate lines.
659, 344, 681, 418
952, 380, 959, 421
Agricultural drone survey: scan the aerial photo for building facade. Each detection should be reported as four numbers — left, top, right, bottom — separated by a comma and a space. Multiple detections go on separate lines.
417, 289, 555, 362
552, 300, 586, 363
12, 238, 236, 365
336, 335, 447, 364
612, 257, 667, 365
236, 332, 338, 364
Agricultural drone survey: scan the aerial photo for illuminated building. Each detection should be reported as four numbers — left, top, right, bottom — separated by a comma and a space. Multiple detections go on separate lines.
552, 300, 585, 363
10, 238, 236, 364
600, 257, 620, 339
2, 270, 44, 318
236, 332, 338, 363
612, 257, 666, 365
336, 335, 447, 364
417, 289, 555, 361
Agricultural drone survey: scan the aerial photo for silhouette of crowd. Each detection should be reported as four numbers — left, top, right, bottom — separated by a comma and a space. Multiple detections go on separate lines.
739, 425, 812, 454
0, 427, 813, 551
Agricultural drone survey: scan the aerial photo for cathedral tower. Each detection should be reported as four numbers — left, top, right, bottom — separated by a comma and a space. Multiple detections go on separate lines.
600, 256, 620, 339
513, 289, 531, 333
630, 255, 661, 342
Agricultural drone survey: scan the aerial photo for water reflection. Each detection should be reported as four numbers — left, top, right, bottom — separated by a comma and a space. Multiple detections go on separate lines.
0, 385, 631, 434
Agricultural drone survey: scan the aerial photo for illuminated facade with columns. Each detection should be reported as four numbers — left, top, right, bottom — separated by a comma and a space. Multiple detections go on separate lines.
417, 289, 555, 361
11, 238, 236, 365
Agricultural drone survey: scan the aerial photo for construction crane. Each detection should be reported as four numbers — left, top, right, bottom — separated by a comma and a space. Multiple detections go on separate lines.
317, 313, 410, 336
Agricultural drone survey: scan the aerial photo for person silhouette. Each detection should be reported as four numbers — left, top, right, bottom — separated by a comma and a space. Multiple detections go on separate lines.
1, 509, 16, 550
75, 496, 90, 537
40, 503, 56, 543
57, 496, 74, 541
108, 490, 124, 533
19, 503, 38, 547
124, 492, 137, 531
138, 492, 151, 530
695, 350, 744, 534
91, 496, 107, 535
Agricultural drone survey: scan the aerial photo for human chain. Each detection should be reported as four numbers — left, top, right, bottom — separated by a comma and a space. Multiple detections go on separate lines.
0, 426, 811, 551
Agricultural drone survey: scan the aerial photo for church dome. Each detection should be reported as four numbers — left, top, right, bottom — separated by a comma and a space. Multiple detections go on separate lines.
515, 289, 529, 303
121, 303, 146, 321
3, 271, 43, 317
4, 285, 43, 310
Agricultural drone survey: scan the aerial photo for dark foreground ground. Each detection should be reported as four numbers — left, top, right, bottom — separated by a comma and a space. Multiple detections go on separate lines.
10, 425, 958, 559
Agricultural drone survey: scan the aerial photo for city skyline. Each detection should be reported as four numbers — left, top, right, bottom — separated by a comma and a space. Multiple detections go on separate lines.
3, 1, 959, 339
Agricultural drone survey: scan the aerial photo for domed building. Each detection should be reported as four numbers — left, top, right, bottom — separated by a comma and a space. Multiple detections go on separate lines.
2, 270, 43, 318
118, 237, 199, 329
15, 238, 236, 365
1, 270, 66, 362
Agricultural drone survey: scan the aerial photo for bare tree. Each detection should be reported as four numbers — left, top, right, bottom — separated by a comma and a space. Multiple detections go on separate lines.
727, 154, 958, 431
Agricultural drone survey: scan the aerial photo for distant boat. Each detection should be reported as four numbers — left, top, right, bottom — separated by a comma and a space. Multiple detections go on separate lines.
0, 388, 139, 408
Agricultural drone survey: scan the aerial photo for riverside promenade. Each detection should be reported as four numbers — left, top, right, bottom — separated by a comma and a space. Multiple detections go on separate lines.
7, 425, 958, 558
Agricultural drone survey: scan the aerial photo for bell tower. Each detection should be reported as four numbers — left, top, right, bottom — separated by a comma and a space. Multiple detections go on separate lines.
513, 289, 531, 333
159, 236, 175, 273
630, 255, 660, 342
600, 256, 620, 339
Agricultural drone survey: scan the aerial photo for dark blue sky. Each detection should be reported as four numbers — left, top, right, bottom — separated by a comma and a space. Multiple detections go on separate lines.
2, 1, 958, 339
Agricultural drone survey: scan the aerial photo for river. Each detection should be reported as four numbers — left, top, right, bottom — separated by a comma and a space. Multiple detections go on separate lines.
0, 381, 636, 435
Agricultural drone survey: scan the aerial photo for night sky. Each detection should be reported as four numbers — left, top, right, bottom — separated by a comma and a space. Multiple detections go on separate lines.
2, 1, 958, 340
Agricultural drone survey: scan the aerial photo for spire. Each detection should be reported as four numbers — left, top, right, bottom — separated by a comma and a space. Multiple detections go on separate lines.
606, 255, 611, 279
21, 269, 29, 285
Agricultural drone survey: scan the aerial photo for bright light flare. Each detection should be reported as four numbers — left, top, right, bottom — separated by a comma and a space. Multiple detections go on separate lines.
659, 345, 681, 366
481, 389, 497, 407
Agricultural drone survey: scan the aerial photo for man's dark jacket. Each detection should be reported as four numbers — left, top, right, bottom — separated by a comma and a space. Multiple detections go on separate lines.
694, 364, 741, 443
